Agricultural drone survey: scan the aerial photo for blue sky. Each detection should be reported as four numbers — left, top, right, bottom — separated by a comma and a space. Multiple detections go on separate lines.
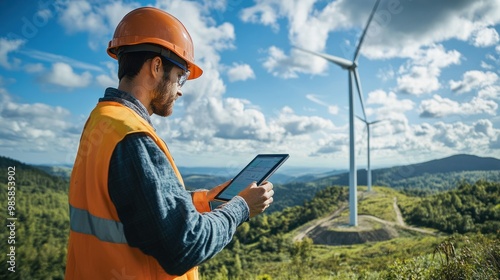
1, 0, 499, 170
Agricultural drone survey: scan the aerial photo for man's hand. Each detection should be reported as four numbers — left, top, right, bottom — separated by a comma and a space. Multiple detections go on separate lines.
238, 181, 274, 218
207, 180, 232, 201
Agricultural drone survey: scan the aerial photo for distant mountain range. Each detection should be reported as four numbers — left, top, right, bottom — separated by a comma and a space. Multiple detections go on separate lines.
2, 153, 499, 196
0, 153, 499, 215
318, 154, 500, 187
180, 154, 500, 188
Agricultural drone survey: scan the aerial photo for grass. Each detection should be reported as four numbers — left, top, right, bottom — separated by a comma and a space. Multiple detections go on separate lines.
355, 186, 417, 222
312, 234, 444, 273
251, 234, 445, 279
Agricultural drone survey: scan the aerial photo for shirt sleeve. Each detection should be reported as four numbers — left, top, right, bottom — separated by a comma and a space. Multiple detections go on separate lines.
108, 133, 249, 276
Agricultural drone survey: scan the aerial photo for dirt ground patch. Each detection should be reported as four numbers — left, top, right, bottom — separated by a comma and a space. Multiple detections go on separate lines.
304, 216, 399, 245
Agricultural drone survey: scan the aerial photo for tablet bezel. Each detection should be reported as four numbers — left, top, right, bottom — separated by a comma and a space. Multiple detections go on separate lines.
214, 154, 289, 202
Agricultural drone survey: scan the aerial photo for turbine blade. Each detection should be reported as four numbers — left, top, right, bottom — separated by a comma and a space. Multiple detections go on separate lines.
370, 118, 389, 125
356, 115, 367, 123
353, 0, 382, 62
353, 68, 367, 121
294, 46, 354, 69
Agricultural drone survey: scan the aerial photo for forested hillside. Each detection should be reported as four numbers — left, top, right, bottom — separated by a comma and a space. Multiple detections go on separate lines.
401, 180, 500, 234
0, 156, 68, 279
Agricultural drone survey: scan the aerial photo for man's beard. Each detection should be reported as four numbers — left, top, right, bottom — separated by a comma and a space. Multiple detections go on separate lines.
150, 74, 175, 117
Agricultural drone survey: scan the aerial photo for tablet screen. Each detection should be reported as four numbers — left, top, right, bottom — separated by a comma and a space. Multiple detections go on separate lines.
215, 154, 289, 201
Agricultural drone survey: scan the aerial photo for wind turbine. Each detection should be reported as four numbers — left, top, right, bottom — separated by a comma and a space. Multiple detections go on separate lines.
295, 0, 381, 226
357, 116, 384, 192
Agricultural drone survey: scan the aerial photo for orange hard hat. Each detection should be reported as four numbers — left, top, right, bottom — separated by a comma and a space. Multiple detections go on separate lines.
107, 7, 203, 80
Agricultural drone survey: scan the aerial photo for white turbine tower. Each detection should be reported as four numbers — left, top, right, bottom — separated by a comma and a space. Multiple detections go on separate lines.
295, 0, 381, 226
357, 116, 384, 192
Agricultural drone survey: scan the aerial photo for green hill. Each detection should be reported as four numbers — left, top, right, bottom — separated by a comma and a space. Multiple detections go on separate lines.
0, 155, 498, 279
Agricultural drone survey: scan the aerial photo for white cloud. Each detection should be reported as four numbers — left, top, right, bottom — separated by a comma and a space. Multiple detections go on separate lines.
57, 1, 139, 50
207, 97, 283, 141
0, 88, 81, 164
470, 27, 500, 47
59, 1, 105, 34
397, 65, 441, 95
367, 90, 415, 117
0, 38, 25, 69
449, 70, 498, 94
431, 119, 498, 150
262, 46, 298, 79
96, 74, 117, 88
275, 106, 336, 136
474, 119, 495, 137
419, 95, 498, 118
363, 90, 416, 139
262, 46, 329, 79
313, 134, 348, 155
478, 85, 500, 100
396, 45, 461, 95
226, 63, 255, 82
42, 62, 92, 88
96, 61, 118, 88
240, 0, 282, 31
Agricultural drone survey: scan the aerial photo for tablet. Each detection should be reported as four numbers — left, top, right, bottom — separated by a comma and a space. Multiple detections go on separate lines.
214, 154, 289, 202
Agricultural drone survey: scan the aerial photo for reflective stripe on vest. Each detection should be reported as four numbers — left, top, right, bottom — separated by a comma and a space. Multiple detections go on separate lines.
69, 205, 127, 244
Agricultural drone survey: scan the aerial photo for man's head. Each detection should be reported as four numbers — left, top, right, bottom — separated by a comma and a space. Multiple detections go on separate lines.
108, 7, 202, 116
114, 49, 188, 117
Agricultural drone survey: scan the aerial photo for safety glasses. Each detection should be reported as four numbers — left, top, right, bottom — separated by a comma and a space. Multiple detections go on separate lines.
162, 56, 190, 88
177, 69, 190, 88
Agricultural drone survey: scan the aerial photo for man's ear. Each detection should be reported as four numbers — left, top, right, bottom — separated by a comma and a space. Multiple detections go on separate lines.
150, 56, 162, 78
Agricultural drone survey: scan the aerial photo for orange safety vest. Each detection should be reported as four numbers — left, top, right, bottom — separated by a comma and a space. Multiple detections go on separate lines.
65, 101, 208, 279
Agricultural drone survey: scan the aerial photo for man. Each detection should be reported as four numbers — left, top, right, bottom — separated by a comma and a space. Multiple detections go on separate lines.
65, 7, 274, 280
